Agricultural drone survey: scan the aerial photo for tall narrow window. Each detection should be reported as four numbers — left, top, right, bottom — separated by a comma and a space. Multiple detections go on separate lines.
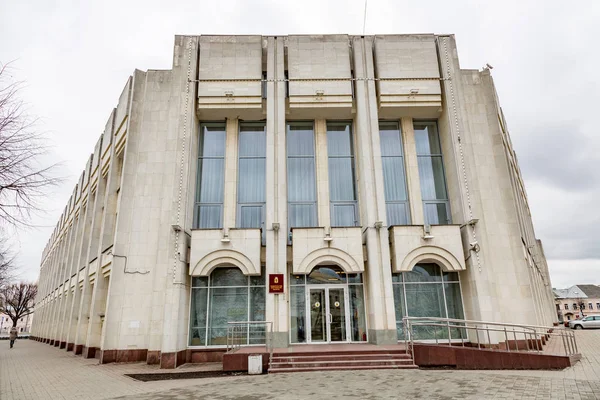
287, 122, 317, 231
327, 122, 358, 227
237, 123, 266, 240
379, 121, 410, 225
194, 123, 226, 228
415, 122, 451, 225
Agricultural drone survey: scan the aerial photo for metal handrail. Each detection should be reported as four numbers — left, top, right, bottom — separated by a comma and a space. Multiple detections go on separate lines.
226, 321, 274, 364
401, 316, 579, 358
404, 316, 552, 332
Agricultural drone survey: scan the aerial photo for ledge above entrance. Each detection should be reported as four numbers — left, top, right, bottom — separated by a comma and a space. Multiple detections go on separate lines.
390, 225, 466, 273
292, 227, 364, 274
190, 228, 262, 276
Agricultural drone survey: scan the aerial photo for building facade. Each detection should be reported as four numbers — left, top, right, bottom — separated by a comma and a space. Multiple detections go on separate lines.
31, 34, 556, 368
554, 285, 600, 321
0, 312, 33, 335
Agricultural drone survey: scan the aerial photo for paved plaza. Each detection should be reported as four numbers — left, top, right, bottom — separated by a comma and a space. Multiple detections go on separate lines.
2, 331, 600, 400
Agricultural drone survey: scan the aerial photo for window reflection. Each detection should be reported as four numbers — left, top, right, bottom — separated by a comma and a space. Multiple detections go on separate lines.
393, 263, 465, 341
189, 266, 266, 346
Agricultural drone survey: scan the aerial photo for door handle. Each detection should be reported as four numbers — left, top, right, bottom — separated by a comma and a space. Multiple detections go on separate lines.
328, 313, 332, 324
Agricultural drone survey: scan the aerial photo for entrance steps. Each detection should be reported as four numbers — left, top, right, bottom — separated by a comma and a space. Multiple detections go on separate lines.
269, 349, 416, 373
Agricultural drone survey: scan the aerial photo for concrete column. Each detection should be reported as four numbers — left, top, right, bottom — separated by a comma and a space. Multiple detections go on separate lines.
352, 37, 397, 344
39, 253, 54, 339
58, 213, 83, 347
85, 123, 121, 356
314, 118, 331, 227
223, 118, 239, 229
74, 175, 107, 353
50, 234, 70, 343
265, 36, 288, 347
65, 195, 94, 350
400, 117, 425, 225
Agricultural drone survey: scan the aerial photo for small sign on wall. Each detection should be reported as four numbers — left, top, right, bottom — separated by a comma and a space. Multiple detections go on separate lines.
269, 274, 284, 294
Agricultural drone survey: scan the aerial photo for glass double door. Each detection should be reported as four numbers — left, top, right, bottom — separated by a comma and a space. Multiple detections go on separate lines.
307, 286, 349, 343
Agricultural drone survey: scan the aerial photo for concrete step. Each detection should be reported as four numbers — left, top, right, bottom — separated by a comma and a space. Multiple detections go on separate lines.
272, 349, 408, 357
271, 353, 412, 363
271, 359, 415, 369
269, 364, 418, 373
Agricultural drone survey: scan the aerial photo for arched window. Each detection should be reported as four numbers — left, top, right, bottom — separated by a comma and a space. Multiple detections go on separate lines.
392, 263, 465, 340
189, 266, 265, 346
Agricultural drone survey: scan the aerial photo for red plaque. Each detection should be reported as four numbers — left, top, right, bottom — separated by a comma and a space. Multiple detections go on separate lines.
269, 274, 284, 294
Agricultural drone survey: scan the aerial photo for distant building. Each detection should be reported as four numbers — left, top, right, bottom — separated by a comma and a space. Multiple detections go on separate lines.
0, 312, 34, 335
554, 285, 600, 321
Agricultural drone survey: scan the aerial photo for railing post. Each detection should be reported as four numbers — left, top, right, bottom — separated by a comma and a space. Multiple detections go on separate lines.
486, 326, 491, 349
561, 330, 568, 356
504, 327, 509, 352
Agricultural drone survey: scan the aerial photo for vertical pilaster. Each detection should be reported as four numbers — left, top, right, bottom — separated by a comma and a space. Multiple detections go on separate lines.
352, 37, 397, 344
315, 118, 331, 227
58, 212, 83, 346
85, 114, 119, 356
223, 118, 239, 229
265, 36, 288, 347
158, 35, 200, 368
66, 192, 94, 349
75, 177, 106, 353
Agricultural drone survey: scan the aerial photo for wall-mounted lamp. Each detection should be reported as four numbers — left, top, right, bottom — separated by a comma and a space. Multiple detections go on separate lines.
171, 224, 182, 232
422, 224, 434, 240
324, 226, 333, 242
221, 230, 230, 243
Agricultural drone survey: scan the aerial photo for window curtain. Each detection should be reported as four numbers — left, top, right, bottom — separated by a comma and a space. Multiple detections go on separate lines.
237, 124, 266, 238
327, 122, 358, 227
414, 122, 451, 225
195, 125, 226, 228
287, 123, 317, 228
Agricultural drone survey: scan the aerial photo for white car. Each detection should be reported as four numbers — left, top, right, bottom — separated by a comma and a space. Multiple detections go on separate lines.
569, 316, 600, 329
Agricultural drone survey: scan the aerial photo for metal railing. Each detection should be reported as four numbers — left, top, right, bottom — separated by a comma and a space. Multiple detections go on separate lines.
401, 316, 579, 358
226, 321, 274, 361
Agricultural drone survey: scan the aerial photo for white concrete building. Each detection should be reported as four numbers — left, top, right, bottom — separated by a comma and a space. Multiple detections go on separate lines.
31, 34, 556, 368
0, 312, 33, 335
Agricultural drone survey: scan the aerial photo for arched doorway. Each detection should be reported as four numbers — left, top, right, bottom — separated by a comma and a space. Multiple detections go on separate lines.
290, 265, 367, 344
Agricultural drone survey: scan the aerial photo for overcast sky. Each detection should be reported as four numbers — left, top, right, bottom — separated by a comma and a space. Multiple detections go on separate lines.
1, 0, 598, 289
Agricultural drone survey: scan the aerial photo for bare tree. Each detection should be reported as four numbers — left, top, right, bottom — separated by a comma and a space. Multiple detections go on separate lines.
0, 282, 37, 327
0, 239, 14, 290
0, 61, 61, 228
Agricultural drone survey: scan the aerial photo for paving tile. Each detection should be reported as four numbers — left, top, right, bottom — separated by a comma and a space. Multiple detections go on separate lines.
1, 330, 599, 400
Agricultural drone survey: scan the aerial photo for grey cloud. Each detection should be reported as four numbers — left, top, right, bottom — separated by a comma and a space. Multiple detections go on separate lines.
512, 121, 600, 191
